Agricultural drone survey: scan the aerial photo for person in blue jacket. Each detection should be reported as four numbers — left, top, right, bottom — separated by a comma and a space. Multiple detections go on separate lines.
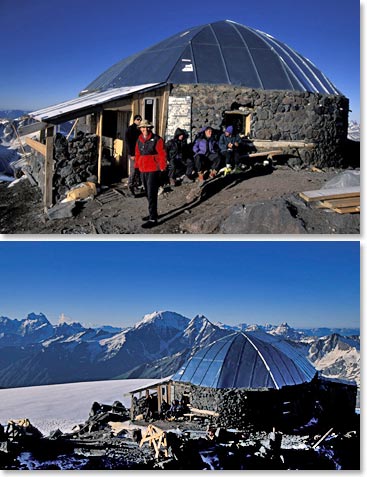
192, 126, 221, 182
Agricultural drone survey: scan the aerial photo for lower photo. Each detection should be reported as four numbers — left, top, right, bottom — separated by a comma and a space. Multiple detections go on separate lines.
0, 240, 360, 471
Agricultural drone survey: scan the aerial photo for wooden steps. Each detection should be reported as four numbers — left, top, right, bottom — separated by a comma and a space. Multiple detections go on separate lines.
299, 186, 360, 214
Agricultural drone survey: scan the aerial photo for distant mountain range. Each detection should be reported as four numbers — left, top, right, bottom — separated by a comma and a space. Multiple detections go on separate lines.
0, 311, 360, 389
0, 110, 30, 120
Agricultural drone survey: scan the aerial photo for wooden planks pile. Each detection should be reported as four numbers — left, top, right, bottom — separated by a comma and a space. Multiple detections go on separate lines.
299, 186, 360, 214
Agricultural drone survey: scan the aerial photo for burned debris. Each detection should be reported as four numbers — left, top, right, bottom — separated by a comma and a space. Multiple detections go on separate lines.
0, 397, 359, 470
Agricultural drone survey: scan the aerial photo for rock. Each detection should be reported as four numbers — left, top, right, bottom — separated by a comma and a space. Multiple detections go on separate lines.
287, 157, 303, 171
219, 200, 307, 234
46, 201, 76, 220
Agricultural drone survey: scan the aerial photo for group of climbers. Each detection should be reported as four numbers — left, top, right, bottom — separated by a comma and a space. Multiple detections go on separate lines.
125, 117, 256, 228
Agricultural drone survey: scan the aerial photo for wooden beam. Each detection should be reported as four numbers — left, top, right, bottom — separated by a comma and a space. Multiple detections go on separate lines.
25, 137, 46, 156
66, 118, 79, 139
248, 150, 282, 158
44, 126, 54, 210
322, 197, 360, 209
299, 187, 360, 203
160, 85, 170, 138
18, 121, 48, 136
253, 140, 315, 149
97, 111, 103, 183
334, 206, 360, 214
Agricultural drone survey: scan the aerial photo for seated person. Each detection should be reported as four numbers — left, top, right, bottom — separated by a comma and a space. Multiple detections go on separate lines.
218, 126, 240, 170
192, 126, 222, 181
169, 399, 183, 419
159, 399, 170, 420
166, 128, 195, 185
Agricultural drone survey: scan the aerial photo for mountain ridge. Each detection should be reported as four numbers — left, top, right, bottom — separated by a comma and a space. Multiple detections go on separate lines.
0, 311, 360, 389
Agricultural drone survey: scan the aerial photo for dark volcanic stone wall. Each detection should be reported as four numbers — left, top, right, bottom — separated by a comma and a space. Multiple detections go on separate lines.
170, 84, 349, 168
174, 381, 315, 430
53, 133, 98, 202
173, 378, 356, 431
28, 132, 99, 203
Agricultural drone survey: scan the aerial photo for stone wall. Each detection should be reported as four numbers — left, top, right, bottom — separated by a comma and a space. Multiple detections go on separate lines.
173, 378, 356, 431
170, 84, 349, 168
28, 132, 99, 203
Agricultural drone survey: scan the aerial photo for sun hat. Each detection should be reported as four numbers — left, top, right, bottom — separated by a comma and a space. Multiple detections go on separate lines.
138, 119, 154, 128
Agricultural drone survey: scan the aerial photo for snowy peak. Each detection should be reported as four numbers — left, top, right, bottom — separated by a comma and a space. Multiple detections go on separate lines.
54, 321, 86, 337
25, 312, 50, 325
135, 311, 189, 331
19, 312, 51, 333
308, 333, 360, 385
184, 314, 211, 341
269, 322, 304, 340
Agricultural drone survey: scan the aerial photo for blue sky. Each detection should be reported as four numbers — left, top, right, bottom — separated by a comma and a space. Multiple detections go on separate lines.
0, 0, 360, 121
0, 241, 360, 329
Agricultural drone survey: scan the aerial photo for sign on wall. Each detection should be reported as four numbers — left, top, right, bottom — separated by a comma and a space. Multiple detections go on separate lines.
165, 96, 192, 142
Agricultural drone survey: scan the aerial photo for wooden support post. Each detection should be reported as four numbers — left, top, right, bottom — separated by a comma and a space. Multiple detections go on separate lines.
66, 118, 79, 140
44, 126, 54, 210
97, 111, 103, 184
11, 122, 27, 156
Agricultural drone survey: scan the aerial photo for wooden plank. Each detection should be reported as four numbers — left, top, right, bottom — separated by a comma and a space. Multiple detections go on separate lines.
18, 121, 48, 136
25, 137, 46, 156
253, 139, 315, 149
322, 197, 360, 208
334, 206, 360, 214
44, 126, 54, 209
248, 150, 281, 158
188, 406, 219, 417
299, 187, 360, 203
97, 112, 103, 183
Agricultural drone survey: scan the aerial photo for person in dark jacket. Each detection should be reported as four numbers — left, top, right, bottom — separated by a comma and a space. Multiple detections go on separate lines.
135, 119, 167, 229
125, 114, 142, 196
166, 128, 195, 185
192, 126, 221, 182
218, 125, 240, 170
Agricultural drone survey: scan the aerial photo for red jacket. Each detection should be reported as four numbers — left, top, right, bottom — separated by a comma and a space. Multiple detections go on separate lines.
135, 132, 167, 173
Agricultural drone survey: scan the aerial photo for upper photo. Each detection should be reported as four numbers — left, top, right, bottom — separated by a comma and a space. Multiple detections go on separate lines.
0, 1, 360, 234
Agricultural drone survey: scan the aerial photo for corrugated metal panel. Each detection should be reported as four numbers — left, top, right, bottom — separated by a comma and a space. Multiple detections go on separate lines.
29, 83, 161, 123
173, 331, 316, 390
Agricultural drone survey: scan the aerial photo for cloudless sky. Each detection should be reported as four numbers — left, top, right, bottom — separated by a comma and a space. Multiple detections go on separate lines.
0, 241, 359, 329
0, 0, 360, 121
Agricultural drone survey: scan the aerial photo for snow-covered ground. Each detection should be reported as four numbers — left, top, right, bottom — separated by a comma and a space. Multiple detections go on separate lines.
0, 378, 158, 435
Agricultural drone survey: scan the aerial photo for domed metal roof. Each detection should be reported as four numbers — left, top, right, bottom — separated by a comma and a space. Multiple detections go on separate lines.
173, 331, 316, 390
84, 20, 339, 95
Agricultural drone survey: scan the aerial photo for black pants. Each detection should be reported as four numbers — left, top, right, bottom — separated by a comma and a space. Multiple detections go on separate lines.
194, 153, 222, 173
168, 157, 195, 179
221, 150, 241, 168
128, 157, 141, 188
141, 171, 161, 220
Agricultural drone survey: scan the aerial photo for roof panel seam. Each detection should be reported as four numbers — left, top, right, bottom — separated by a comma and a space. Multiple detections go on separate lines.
208, 24, 231, 83
241, 332, 279, 390
257, 32, 328, 93
227, 22, 264, 88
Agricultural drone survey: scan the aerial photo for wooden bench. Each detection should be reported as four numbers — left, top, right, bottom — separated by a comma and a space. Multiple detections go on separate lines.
184, 406, 219, 421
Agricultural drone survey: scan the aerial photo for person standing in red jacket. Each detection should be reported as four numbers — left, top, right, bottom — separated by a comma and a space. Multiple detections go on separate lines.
135, 120, 167, 229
